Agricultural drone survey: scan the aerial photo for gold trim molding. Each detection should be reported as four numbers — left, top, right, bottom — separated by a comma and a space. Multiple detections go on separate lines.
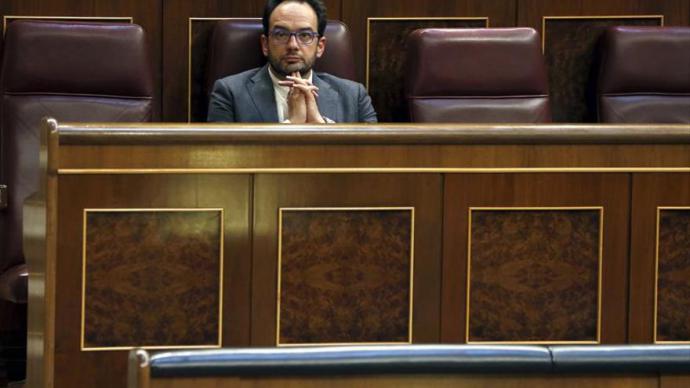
541, 15, 664, 53
466, 206, 604, 344
276, 206, 415, 346
58, 167, 690, 175
80, 208, 224, 351
653, 206, 690, 344
365, 17, 489, 91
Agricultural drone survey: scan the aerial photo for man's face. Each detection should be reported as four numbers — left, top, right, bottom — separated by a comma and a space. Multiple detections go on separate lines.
261, 1, 326, 77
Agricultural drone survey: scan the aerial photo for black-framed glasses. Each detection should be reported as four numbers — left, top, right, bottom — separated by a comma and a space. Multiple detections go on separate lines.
269, 28, 319, 45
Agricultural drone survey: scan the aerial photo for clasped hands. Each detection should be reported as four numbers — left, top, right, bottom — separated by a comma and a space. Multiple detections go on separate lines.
278, 72, 326, 124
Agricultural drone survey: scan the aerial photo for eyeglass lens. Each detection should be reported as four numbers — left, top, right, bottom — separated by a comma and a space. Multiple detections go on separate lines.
271, 29, 317, 44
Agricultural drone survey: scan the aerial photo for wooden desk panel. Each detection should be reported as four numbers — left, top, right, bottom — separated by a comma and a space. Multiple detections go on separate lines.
251, 174, 442, 345
442, 173, 629, 344
25, 122, 690, 387
53, 174, 251, 388
630, 174, 690, 343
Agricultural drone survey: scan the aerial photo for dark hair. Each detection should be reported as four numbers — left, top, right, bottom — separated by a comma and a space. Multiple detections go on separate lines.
263, 0, 327, 37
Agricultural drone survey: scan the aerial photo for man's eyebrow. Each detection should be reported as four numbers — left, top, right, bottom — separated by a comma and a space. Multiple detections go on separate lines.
271, 24, 316, 32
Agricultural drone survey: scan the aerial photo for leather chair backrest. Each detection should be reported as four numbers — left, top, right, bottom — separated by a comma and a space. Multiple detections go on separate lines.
406, 28, 551, 123
597, 26, 690, 123
205, 18, 355, 96
0, 20, 154, 274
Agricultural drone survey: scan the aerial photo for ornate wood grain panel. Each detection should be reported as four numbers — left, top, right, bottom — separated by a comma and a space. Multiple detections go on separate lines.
82, 209, 223, 349
655, 208, 690, 343
542, 15, 663, 123
277, 208, 413, 345
367, 18, 488, 123
467, 208, 602, 343
253, 174, 442, 347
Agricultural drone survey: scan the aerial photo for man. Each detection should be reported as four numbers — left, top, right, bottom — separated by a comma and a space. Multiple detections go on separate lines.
207, 0, 377, 123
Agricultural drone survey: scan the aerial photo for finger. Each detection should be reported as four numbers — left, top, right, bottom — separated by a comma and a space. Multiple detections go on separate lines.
285, 76, 307, 86
278, 81, 295, 87
284, 83, 319, 92
285, 76, 316, 87
292, 85, 320, 103
291, 83, 319, 95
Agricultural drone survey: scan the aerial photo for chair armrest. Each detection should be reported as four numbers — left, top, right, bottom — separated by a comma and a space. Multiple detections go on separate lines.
0, 184, 7, 210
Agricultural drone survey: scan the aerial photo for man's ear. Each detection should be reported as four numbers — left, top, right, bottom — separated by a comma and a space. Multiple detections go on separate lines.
261, 34, 269, 57
316, 36, 326, 58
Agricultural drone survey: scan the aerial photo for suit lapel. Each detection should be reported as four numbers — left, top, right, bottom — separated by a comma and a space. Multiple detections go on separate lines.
247, 65, 278, 122
313, 73, 340, 122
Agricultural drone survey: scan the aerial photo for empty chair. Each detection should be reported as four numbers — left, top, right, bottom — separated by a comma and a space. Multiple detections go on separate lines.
597, 26, 690, 123
0, 20, 154, 382
205, 18, 356, 100
406, 28, 551, 123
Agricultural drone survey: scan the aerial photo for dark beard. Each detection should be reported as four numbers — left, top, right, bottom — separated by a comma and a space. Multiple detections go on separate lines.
267, 55, 312, 78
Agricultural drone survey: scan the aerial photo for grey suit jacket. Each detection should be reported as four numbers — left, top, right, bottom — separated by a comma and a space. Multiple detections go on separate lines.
207, 65, 377, 123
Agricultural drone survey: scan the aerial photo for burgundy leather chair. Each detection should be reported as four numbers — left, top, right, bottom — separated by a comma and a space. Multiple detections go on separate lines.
0, 20, 153, 382
205, 18, 356, 99
406, 28, 551, 123
597, 26, 690, 123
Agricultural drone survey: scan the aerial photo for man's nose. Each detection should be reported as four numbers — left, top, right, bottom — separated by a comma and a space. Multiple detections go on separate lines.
287, 34, 299, 48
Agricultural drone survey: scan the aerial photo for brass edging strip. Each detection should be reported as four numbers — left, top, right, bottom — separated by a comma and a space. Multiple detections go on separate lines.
653, 206, 690, 344
276, 207, 415, 346
81, 208, 224, 351
58, 167, 690, 174
541, 14, 664, 53
466, 206, 604, 344
365, 17, 489, 91
3, 15, 133, 35
187, 17, 261, 123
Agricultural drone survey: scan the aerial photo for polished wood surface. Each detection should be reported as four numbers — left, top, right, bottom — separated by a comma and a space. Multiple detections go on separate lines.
660, 375, 690, 388
251, 174, 442, 345
629, 174, 690, 343
24, 121, 690, 387
442, 173, 630, 344
83, 210, 222, 348
53, 174, 251, 387
655, 209, 690, 342
278, 209, 413, 344
54, 123, 690, 145
468, 209, 602, 342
